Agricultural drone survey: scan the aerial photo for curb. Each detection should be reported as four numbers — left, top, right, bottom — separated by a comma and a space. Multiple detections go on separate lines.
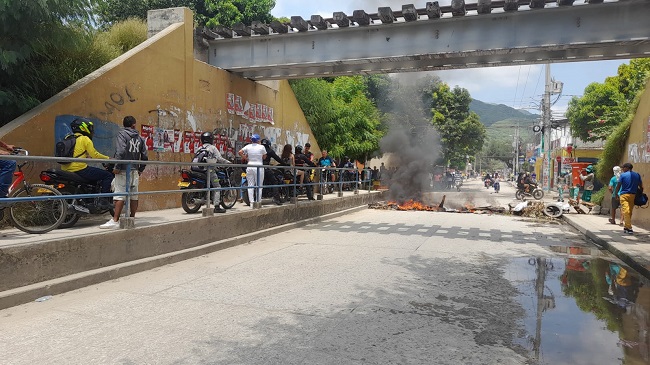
0, 205, 369, 310
562, 215, 650, 280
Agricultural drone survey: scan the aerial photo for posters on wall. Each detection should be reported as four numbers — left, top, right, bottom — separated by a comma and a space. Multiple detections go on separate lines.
226, 93, 274, 124
141, 125, 154, 151
183, 131, 193, 154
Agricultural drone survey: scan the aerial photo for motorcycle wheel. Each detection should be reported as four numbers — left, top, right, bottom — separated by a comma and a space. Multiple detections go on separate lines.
543, 205, 562, 218
515, 190, 525, 201
220, 188, 238, 209
181, 190, 203, 213
533, 189, 544, 200
58, 192, 80, 229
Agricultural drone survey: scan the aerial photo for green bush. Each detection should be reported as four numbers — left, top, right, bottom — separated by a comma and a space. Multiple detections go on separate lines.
595, 80, 647, 183
97, 18, 147, 54
591, 186, 607, 205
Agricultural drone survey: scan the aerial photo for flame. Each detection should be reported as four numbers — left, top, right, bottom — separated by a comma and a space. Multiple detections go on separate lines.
463, 203, 476, 212
388, 199, 439, 211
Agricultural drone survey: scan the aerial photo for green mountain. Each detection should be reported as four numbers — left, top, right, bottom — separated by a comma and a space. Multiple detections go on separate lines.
470, 99, 539, 127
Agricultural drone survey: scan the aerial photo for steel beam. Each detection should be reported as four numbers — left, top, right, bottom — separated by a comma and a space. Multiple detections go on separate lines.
207, 1, 650, 80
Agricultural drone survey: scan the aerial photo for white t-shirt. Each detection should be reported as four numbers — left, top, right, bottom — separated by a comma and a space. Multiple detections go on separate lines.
241, 143, 266, 165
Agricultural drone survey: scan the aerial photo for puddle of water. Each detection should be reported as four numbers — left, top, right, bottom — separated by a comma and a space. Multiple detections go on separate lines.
505, 256, 650, 365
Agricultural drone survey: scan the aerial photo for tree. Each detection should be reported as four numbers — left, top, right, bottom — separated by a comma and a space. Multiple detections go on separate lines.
95, 0, 276, 28
0, 0, 99, 123
566, 82, 627, 142
429, 84, 486, 167
290, 76, 384, 161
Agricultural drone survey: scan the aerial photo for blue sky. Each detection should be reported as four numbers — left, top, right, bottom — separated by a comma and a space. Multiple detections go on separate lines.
271, 0, 627, 114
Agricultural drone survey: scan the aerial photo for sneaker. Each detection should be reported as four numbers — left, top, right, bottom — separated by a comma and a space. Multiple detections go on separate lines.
623, 228, 634, 235
213, 206, 226, 213
99, 219, 120, 229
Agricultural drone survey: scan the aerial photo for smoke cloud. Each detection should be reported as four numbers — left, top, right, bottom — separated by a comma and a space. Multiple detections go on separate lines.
381, 125, 440, 202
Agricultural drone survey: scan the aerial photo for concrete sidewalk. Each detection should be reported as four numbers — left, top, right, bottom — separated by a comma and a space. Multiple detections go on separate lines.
562, 211, 650, 278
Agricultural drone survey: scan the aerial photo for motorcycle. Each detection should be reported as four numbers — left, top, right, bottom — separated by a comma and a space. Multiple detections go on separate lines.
240, 167, 286, 206
320, 167, 335, 195
484, 179, 493, 189
39, 168, 114, 228
515, 183, 544, 200
178, 167, 238, 213
454, 179, 463, 192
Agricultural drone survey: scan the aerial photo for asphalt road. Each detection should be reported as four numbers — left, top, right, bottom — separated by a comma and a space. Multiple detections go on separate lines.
0, 179, 615, 364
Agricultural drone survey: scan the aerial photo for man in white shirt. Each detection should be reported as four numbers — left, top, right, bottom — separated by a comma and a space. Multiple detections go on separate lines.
238, 134, 267, 206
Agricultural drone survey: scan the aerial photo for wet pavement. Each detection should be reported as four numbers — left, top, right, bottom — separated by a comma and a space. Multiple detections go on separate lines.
507, 255, 650, 365
0, 179, 649, 364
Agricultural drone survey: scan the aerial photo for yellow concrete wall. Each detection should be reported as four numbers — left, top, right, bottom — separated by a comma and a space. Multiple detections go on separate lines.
0, 8, 318, 211
621, 77, 650, 228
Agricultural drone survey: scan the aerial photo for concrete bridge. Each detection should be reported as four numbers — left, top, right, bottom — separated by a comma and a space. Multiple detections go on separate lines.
202, 0, 650, 79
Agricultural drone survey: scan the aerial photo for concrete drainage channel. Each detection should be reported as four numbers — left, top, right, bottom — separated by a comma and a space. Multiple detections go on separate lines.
0, 192, 385, 310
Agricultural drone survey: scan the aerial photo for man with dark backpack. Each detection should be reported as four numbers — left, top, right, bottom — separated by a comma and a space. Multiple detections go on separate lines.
192, 131, 231, 213
60, 118, 113, 207
100, 116, 148, 229
615, 162, 644, 235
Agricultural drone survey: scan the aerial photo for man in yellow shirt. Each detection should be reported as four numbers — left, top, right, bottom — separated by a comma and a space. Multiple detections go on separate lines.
61, 118, 113, 205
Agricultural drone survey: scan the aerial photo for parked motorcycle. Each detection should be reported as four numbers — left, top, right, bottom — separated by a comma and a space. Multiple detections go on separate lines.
515, 183, 544, 200
320, 167, 335, 195
39, 169, 114, 228
240, 167, 286, 206
178, 167, 237, 213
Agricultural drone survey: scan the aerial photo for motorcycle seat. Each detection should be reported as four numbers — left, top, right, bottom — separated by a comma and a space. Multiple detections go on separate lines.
46, 169, 91, 184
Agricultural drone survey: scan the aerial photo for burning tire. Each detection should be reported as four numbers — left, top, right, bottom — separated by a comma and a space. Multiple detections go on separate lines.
543, 204, 562, 218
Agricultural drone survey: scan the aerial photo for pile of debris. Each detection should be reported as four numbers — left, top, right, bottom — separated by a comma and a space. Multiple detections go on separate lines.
508, 201, 550, 219
368, 196, 507, 215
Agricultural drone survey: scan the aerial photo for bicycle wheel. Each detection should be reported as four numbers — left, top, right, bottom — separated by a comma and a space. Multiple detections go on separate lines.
9, 184, 67, 234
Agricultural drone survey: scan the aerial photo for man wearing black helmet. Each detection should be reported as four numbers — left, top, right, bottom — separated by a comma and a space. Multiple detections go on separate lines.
260, 139, 285, 205
62, 118, 113, 207
294, 145, 316, 200
193, 131, 231, 213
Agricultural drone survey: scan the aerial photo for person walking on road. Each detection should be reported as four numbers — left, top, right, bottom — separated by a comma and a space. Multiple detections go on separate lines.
100, 116, 149, 229
615, 162, 643, 235
608, 166, 623, 226
238, 134, 266, 206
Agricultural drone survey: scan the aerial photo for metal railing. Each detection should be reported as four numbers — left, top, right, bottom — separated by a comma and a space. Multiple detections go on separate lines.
0, 154, 376, 229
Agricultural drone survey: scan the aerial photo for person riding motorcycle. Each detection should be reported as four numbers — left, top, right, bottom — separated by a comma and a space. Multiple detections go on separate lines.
261, 138, 286, 205
318, 149, 337, 183
193, 131, 231, 213
294, 145, 316, 200
61, 118, 113, 207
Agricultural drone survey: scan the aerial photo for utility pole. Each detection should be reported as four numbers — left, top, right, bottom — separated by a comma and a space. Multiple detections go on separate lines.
543, 64, 552, 191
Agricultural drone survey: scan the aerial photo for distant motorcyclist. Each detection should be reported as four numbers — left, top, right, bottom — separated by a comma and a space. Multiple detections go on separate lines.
260, 138, 285, 205
295, 145, 316, 200
193, 131, 231, 213
61, 118, 113, 207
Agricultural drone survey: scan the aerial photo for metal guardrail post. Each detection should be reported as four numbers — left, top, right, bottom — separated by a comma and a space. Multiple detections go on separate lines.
121, 162, 135, 229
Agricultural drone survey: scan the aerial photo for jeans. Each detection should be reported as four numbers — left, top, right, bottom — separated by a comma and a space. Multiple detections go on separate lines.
75, 166, 114, 193
0, 160, 17, 198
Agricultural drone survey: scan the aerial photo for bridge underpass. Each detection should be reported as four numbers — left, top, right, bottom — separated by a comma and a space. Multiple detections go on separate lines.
202, 0, 649, 79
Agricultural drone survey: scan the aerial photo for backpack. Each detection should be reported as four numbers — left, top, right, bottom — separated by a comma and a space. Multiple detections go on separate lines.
55, 134, 82, 164
191, 147, 209, 172
635, 188, 648, 207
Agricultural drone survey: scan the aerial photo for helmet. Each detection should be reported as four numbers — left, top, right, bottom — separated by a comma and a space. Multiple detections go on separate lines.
295, 145, 303, 153
251, 134, 260, 143
70, 118, 94, 138
200, 132, 213, 144
586, 165, 593, 173
261, 138, 271, 147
